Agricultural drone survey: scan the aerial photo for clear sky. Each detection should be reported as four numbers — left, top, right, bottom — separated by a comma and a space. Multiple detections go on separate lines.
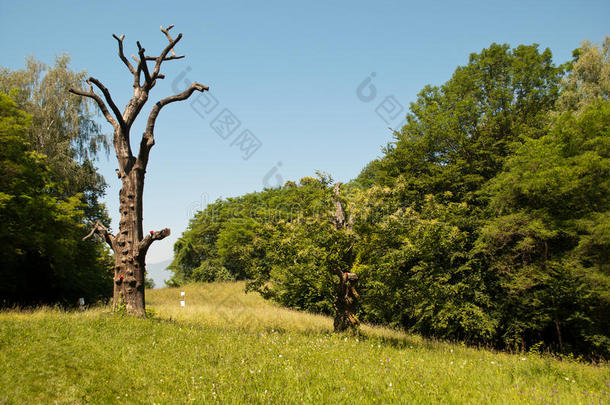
1, 0, 608, 263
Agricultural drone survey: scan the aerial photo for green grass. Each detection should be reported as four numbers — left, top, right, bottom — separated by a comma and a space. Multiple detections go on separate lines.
0, 282, 608, 404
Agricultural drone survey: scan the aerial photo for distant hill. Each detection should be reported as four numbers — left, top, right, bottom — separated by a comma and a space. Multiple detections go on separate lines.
145, 259, 173, 288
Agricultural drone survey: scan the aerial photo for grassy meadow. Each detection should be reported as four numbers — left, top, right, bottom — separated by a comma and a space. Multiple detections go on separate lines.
0, 282, 608, 404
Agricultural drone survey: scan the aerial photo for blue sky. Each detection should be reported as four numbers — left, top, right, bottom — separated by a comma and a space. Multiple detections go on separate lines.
1, 0, 608, 263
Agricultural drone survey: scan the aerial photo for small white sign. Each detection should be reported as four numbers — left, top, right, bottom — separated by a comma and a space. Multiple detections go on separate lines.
180, 300, 185, 307
181, 291, 185, 297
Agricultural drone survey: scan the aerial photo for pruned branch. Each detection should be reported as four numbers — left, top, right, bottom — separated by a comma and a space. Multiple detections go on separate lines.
151, 33, 183, 80
136, 41, 152, 87
136, 82, 209, 168
112, 33, 136, 74
130, 55, 142, 88
333, 182, 346, 229
69, 82, 119, 131
160, 25, 176, 56
88, 77, 125, 128
71, 80, 133, 169
146, 82, 209, 134
83, 220, 116, 250
138, 228, 171, 257
144, 55, 185, 61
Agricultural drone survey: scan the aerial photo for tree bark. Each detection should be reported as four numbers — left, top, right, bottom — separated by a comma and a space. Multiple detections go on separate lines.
334, 271, 359, 333
72, 26, 208, 316
113, 167, 146, 314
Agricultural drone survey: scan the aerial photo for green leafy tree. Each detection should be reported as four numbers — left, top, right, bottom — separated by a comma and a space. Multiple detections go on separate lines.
350, 42, 564, 344
357, 43, 562, 205
170, 175, 332, 285
0, 92, 112, 306
477, 100, 610, 356
246, 178, 360, 332
556, 37, 609, 114
0, 55, 109, 222
351, 184, 497, 342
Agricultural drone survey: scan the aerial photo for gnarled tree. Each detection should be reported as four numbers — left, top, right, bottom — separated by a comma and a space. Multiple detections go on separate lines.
70, 26, 209, 316
331, 182, 359, 333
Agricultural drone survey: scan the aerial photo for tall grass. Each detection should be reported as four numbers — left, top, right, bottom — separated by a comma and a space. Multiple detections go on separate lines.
0, 282, 607, 404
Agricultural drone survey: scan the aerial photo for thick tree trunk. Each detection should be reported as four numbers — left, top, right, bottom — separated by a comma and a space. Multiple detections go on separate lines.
109, 164, 169, 316
334, 271, 359, 333
331, 183, 359, 333
112, 169, 145, 314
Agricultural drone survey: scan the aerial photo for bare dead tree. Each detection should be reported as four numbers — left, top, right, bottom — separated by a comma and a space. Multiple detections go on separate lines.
70, 26, 209, 316
331, 182, 359, 333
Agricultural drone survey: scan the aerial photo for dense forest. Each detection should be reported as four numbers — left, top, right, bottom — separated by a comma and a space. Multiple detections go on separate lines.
169, 40, 610, 358
0, 57, 113, 306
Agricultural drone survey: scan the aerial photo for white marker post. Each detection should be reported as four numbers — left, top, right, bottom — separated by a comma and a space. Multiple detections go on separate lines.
180, 291, 185, 307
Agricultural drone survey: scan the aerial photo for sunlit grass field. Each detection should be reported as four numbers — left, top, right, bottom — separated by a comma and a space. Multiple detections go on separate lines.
0, 282, 608, 404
